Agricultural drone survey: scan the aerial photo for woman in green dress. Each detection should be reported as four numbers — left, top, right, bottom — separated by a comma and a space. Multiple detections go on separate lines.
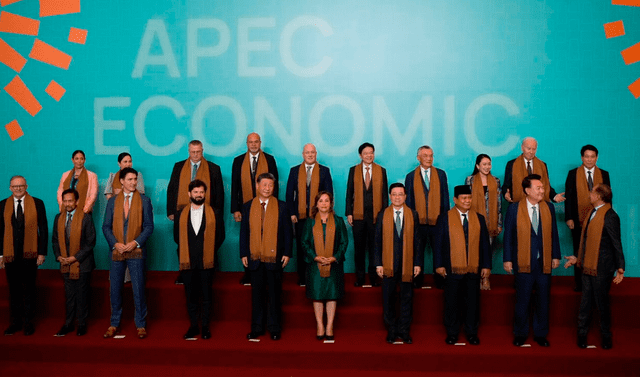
302, 191, 348, 341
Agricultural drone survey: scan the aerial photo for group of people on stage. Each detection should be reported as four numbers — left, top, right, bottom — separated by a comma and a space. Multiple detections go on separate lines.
0, 135, 625, 350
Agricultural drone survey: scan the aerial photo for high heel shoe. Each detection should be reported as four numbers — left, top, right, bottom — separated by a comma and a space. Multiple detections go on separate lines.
316, 334, 325, 340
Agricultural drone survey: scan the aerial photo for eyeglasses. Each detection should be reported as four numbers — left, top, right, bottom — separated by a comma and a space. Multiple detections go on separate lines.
10, 185, 26, 189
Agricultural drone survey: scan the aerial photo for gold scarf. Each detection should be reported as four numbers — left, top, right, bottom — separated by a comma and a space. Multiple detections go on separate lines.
516, 199, 552, 274
382, 205, 414, 282
249, 198, 279, 263
313, 213, 335, 277
112, 191, 143, 260
177, 159, 212, 212
511, 156, 550, 203
471, 173, 499, 237
413, 167, 441, 225
297, 164, 319, 219
2, 194, 38, 262
578, 204, 611, 276
353, 163, 383, 223
576, 166, 603, 223
62, 168, 88, 212
178, 204, 216, 270
111, 170, 122, 192
241, 152, 268, 204
448, 209, 480, 275
57, 211, 84, 279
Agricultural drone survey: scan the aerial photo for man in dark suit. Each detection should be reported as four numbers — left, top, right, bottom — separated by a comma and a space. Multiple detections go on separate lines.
564, 145, 610, 292
102, 167, 154, 339
167, 140, 224, 284
0, 175, 48, 336
346, 142, 388, 287
374, 183, 421, 344
240, 173, 292, 341
503, 137, 565, 204
52, 188, 96, 337
232, 132, 279, 285
503, 174, 561, 347
405, 145, 449, 289
174, 180, 225, 340
434, 185, 491, 346
286, 143, 333, 286
564, 184, 624, 350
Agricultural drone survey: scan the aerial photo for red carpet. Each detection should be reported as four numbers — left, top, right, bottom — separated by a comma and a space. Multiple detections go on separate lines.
0, 270, 639, 376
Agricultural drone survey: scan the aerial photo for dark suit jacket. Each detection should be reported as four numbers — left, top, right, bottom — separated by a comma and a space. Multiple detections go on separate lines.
585, 208, 625, 275
503, 201, 561, 273
102, 192, 154, 258
231, 152, 279, 213
404, 167, 450, 219
0, 196, 48, 258
286, 163, 333, 217
166, 159, 224, 218
173, 205, 226, 269
239, 199, 292, 271
374, 209, 422, 272
52, 212, 96, 273
433, 210, 491, 278
564, 167, 610, 223
345, 164, 388, 218
502, 156, 558, 202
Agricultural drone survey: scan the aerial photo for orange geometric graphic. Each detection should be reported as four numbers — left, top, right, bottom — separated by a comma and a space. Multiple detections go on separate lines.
621, 41, 640, 65
0, 36, 27, 72
612, 0, 640, 6
4, 76, 42, 116
0, 11, 39, 35
68, 27, 86, 44
604, 20, 625, 39
45, 80, 65, 101
29, 38, 72, 69
5, 120, 24, 141
629, 78, 640, 98
39, 0, 80, 17
0, 0, 24, 6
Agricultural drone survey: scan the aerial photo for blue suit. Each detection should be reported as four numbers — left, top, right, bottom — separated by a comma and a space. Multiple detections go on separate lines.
102, 192, 154, 329
503, 200, 560, 338
286, 163, 333, 284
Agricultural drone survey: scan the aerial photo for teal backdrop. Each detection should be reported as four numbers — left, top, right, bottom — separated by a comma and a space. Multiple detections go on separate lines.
1, 1, 638, 276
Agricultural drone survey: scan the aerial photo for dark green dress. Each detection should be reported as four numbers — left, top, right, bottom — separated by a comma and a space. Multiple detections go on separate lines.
302, 214, 348, 300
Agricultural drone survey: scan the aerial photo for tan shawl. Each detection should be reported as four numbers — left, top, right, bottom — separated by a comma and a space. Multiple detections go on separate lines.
576, 166, 603, 223
516, 199, 552, 274
382, 205, 414, 282
353, 163, 383, 223
178, 204, 216, 270
62, 168, 88, 211
578, 204, 611, 276
112, 191, 143, 260
511, 156, 550, 203
297, 164, 319, 219
177, 159, 212, 212
249, 197, 279, 263
57, 211, 84, 279
413, 167, 442, 225
241, 152, 268, 203
448, 209, 480, 275
471, 173, 499, 237
313, 213, 335, 277
3, 194, 38, 262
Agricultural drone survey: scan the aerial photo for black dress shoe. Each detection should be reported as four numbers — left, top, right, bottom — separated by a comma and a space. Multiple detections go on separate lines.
445, 336, 457, 345
467, 335, 480, 345
175, 274, 184, 285
602, 336, 612, 350
247, 331, 262, 340
201, 326, 211, 339
23, 323, 35, 336
386, 331, 396, 344
573, 286, 582, 292
55, 324, 74, 336
325, 335, 334, 341
402, 336, 412, 344
184, 326, 200, 339
76, 325, 87, 336
270, 332, 281, 340
513, 336, 527, 346
354, 280, 364, 287
534, 336, 550, 347
577, 335, 587, 349
239, 274, 250, 285
371, 281, 381, 287
4, 324, 22, 335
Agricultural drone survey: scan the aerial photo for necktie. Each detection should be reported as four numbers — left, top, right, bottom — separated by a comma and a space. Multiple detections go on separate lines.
424, 170, 430, 190
587, 171, 593, 191
462, 213, 469, 255
70, 175, 78, 189
191, 163, 198, 181
16, 199, 24, 223
252, 156, 257, 174
261, 202, 266, 235
65, 213, 72, 248
306, 166, 312, 186
395, 210, 402, 237
527, 160, 533, 175
531, 206, 538, 235
365, 167, 371, 189
124, 194, 130, 219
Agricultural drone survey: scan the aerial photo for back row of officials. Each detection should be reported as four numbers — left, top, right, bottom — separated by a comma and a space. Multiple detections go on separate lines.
0, 134, 624, 349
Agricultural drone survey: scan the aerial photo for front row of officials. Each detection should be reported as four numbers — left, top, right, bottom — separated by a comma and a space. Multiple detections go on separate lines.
0, 169, 624, 349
